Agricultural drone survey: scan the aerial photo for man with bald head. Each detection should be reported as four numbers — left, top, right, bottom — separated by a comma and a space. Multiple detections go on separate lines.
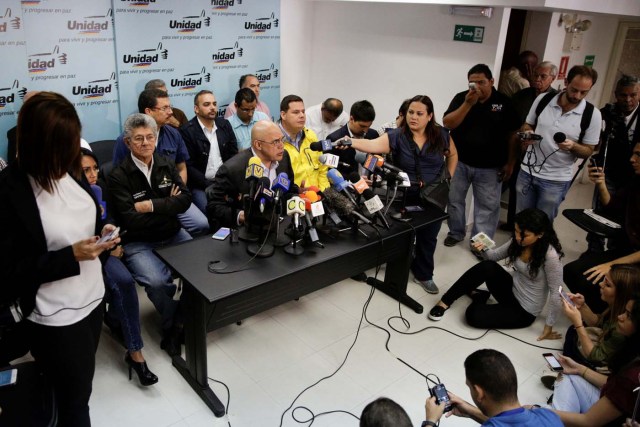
205, 120, 297, 230
305, 98, 349, 140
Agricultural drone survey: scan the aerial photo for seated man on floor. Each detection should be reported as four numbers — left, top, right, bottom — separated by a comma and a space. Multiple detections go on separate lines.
179, 90, 237, 214
278, 95, 329, 191
112, 88, 209, 236
564, 142, 640, 313
108, 113, 192, 356
206, 120, 297, 230
425, 349, 562, 426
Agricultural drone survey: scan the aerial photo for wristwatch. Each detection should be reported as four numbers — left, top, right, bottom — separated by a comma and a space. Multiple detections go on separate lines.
421, 421, 438, 427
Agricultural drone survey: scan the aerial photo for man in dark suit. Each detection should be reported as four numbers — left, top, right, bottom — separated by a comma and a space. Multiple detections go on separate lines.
180, 90, 238, 214
205, 120, 297, 230
326, 100, 379, 177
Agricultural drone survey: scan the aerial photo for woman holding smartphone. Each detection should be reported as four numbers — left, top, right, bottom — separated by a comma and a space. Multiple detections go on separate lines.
81, 149, 158, 386
428, 208, 564, 340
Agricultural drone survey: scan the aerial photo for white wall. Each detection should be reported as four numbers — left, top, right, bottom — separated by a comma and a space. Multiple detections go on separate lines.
281, 1, 506, 126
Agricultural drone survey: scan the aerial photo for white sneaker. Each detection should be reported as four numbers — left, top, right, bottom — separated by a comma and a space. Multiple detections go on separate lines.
413, 278, 439, 294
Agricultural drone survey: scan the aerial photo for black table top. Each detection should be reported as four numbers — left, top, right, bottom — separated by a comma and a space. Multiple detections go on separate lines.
562, 208, 624, 238
155, 208, 446, 303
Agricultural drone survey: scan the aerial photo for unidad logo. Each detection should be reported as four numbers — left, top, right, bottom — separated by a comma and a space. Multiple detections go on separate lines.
170, 10, 210, 33
217, 104, 228, 118
122, 42, 168, 68
0, 79, 26, 108
170, 67, 210, 91
28, 45, 68, 74
72, 73, 117, 99
254, 64, 279, 83
244, 12, 278, 33
0, 8, 21, 33
212, 41, 243, 64
211, 0, 241, 10
67, 9, 112, 35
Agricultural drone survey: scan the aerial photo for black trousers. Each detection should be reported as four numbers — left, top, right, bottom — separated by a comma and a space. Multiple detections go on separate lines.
563, 249, 632, 314
441, 260, 536, 329
28, 302, 103, 427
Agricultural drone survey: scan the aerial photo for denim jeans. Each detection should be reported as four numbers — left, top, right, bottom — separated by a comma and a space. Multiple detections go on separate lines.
515, 169, 571, 221
104, 256, 143, 352
411, 219, 443, 281
191, 189, 208, 215
447, 161, 502, 240
550, 374, 600, 413
178, 202, 210, 237
123, 229, 191, 330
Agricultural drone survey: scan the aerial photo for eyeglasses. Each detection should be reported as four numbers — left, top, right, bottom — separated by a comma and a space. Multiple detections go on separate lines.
130, 134, 157, 145
257, 137, 285, 147
151, 105, 172, 113
82, 166, 99, 174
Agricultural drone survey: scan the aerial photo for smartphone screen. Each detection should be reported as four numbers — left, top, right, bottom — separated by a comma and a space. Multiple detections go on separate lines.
97, 227, 119, 244
212, 227, 231, 241
559, 286, 575, 307
0, 369, 17, 387
543, 353, 563, 372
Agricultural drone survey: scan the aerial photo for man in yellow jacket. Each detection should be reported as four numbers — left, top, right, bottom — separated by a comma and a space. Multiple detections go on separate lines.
278, 94, 330, 191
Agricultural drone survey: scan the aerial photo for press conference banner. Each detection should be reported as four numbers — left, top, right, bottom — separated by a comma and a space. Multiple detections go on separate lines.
0, 0, 280, 160
113, 0, 281, 124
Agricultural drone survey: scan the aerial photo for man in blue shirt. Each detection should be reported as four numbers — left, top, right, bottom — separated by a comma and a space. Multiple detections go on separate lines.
423, 349, 562, 426
228, 88, 269, 150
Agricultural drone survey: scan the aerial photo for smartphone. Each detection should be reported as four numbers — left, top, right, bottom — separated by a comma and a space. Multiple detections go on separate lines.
430, 383, 453, 412
543, 353, 563, 372
589, 157, 598, 168
0, 369, 17, 387
212, 227, 231, 241
559, 286, 575, 307
405, 205, 424, 212
97, 226, 120, 244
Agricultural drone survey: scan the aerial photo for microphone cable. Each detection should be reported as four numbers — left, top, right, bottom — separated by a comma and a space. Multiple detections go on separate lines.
207, 376, 232, 427
520, 139, 561, 196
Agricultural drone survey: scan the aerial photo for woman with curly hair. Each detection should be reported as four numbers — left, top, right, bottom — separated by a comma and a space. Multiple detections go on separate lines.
428, 208, 564, 340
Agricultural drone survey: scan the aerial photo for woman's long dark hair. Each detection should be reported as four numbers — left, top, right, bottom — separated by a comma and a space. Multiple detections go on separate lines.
402, 95, 447, 155
608, 296, 640, 374
506, 208, 563, 278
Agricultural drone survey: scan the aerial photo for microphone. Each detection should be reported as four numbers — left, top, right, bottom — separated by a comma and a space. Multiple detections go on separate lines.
373, 155, 404, 174
354, 151, 379, 174
327, 169, 358, 206
301, 194, 321, 243
323, 187, 372, 225
553, 132, 566, 144
271, 172, 290, 204
309, 138, 352, 152
319, 153, 350, 169
245, 156, 264, 201
255, 177, 273, 213
362, 188, 390, 229
286, 196, 305, 229
348, 171, 369, 195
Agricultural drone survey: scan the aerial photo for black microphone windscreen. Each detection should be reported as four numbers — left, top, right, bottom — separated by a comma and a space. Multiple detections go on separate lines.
362, 188, 375, 199
323, 187, 354, 216
309, 141, 323, 151
553, 132, 566, 143
348, 171, 361, 183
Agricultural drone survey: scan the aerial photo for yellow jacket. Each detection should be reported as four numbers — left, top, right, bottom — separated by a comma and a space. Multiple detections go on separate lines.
283, 127, 329, 191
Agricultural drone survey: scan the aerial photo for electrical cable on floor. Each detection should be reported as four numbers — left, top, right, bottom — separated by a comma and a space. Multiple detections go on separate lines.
208, 376, 232, 427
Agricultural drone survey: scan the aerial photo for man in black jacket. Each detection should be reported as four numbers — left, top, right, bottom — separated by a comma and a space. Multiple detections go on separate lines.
180, 90, 238, 214
206, 120, 297, 230
108, 113, 192, 355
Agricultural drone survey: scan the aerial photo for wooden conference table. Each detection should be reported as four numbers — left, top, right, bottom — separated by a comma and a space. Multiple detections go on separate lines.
155, 208, 447, 416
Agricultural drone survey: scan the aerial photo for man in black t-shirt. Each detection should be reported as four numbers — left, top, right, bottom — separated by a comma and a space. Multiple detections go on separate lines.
443, 64, 520, 248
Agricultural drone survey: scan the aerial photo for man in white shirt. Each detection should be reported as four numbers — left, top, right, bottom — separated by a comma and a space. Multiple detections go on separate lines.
227, 88, 269, 150
180, 90, 238, 214
305, 98, 349, 140
224, 74, 271, 120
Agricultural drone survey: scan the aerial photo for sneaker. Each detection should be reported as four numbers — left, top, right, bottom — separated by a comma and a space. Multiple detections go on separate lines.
444, 236, 462, 247
541, 370, 559, 390
428, 304, 448, 321
414, 278, 439, 294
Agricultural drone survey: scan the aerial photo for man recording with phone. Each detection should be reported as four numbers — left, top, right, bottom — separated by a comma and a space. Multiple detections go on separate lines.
424, 349, 562, 426
515, 65, 602, 221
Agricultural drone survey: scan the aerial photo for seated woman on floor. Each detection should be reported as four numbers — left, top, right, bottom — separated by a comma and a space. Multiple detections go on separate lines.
428, 208, 564, 340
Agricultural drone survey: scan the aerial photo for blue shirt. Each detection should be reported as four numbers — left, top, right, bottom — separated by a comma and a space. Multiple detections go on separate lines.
482, 407, 562, 426
228, 111, 269, 150
112, 125, 190, 166
387, 127, 449, 184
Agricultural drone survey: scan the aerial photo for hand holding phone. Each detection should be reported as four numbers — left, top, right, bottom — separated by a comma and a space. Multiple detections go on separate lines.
543, 353, 563, 372
97, 227, 120, 244
559, 286, 575, 307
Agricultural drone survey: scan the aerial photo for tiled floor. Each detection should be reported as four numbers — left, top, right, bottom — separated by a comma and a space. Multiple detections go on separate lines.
87, 179, 594, 426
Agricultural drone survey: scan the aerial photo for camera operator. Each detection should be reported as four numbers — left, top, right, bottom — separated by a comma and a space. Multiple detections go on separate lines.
424, 349, 562, 426
586, 75, 639, 253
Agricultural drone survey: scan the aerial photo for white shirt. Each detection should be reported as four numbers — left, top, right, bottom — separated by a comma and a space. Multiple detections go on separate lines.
624, 105, 638, 142
28, 174, 104, 326
305, 104, 349, 140
200, 118, 223, 180
131, 152, 154, 186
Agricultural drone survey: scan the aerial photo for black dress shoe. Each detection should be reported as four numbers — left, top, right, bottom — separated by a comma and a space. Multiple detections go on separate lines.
125, 352, 158, 386
161, 327, 182, 357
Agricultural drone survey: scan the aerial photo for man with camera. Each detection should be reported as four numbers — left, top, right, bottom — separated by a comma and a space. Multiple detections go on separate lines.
586, 75, 639, 253
515, 65, 602, 221
423, 349, 562, 426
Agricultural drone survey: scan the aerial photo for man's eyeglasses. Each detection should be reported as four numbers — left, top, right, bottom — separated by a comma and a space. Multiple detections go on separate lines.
257, 137, 285, 147
130, 134, 157, 145
151, 105, 172, 113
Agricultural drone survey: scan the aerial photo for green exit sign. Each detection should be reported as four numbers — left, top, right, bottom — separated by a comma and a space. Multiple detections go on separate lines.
454, 25, 484, 43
